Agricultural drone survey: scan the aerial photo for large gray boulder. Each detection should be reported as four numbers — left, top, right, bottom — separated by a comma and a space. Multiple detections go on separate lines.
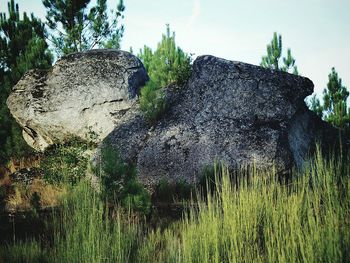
104, 55, 339, 187
7, 50, 148, 151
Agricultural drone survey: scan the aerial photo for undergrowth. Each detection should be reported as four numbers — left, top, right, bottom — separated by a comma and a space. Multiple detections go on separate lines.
1, 148, 349, 262
95, 144, 151, 216
41, 138, 92, 186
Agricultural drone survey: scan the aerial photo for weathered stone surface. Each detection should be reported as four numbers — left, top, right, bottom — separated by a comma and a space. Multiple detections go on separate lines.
7, 49, 148, 151
104, 55, 340, 186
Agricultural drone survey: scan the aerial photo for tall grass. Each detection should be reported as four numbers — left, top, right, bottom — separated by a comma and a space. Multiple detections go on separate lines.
0, 240, 48, 263
0, 181, 140, 263
1, 149, 349, 262
138, 149, 350, 262
51, 182, 139, 263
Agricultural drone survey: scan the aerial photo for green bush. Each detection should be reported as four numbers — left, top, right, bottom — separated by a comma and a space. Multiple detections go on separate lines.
121, 178, 151, 216
139, 80, 166, 122
41, 139, 90, 185
97, 144, 128, 199
97, 144, 151, 215
138, 25, 192, 122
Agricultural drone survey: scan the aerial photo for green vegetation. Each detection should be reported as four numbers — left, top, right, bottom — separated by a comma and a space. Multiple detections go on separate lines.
41, 139, 91, 186
0, 0, 52, 165
0, 240, 48, 263
139, 25, 192, 122
139, 25, 192, 88
40, 138, 151, 216
1, 150, 349, 262
260, 32, 350, 131
153, 177, 194, 203
43, 0, 125, 56
309, 94, 324, 118
139, 79, 167, 123
52, 181, 139, 262
0, 181, 139, 263
309, 67, 350, 130
157, 152, 349, 262
96, 144, 151, 215
261, 32, 298, 74
0, 2, 349, 262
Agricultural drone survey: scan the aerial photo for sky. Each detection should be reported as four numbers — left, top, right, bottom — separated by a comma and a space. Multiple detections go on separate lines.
1, 0, 349, 100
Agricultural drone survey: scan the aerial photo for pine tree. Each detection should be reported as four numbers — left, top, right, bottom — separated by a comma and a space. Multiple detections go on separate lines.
42, 0, 125, 56
0, 0, 52, 164
322, 67, 350, 130
261, 32, 298, 74
139, 24, 191, 87
308, 94, 323, 118
138, 25, 192, 122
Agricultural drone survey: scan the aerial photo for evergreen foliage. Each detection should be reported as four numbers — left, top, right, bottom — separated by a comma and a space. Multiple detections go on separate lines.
139, 79, 166, 123
261, 32, 298, 74
322, 68, 350, 129
97, 144, 151, 215
309, 67, 350, 130
139, 25, 192, 87
309, 68, 350, 130
42, 0, 125, 56
0, 185, 6, 212
138, 25, 192, 122
0, 0, 52, 165
308, 94, 323, 118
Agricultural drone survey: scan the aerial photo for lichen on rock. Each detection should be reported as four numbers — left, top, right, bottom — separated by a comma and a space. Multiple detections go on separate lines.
7, 51, 342, 186
104, 55, 340, 186
6, 49, 149, 151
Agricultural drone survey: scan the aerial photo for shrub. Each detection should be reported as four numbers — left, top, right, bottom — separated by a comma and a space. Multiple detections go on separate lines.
139, 80, 166, 122
41, 139, 90, 185
138, 25, 192, 122
139, 25, 192, 87
97, 144, 128, 199
121, 178, 151, 216
97, 144, 151, 215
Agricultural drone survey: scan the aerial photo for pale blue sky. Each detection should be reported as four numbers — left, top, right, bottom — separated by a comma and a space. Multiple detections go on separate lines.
1, 0, 349, 100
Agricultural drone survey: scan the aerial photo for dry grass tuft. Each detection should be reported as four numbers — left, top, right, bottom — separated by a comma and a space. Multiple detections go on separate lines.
5, 179, 66, 212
